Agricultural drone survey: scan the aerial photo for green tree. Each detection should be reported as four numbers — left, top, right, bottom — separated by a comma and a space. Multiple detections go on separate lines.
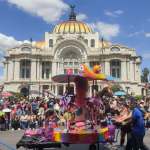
111, 84, 122, 92
141, 67, 149, 83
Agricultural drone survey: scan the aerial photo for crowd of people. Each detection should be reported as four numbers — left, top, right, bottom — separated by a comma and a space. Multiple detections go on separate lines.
0, 96, 58, 130
0, 87, 150, 149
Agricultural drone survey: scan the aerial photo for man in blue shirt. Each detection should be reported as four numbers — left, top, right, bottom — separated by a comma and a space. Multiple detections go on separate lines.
31, 100, 38, 115
126, 101, 148, 150
132, 107, 145, 136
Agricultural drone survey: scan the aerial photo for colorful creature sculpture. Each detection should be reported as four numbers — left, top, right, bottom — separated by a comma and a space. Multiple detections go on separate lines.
93, 65, 101, 74
79, 64, 106, 80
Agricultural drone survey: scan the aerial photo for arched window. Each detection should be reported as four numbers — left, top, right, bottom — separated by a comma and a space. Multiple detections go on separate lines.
84, 39, 88, 45
91, 39, 95, 47
20, 59, 31, 79
110, 60, 121, 78
20, 87, 29, 97
63, 52, 80, 74
21, 47, 31, 52
42, 61, 51, 79
49, 39, 53, 47
111, 47, 120, 52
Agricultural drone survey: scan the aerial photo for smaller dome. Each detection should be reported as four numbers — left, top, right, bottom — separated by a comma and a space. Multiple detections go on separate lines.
34, 41, 45, 48
99, 40, 112, 48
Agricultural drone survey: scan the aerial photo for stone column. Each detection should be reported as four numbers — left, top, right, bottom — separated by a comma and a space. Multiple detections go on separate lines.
52, 61, 57, 76
133, 61, 136, 81
7, 61, 12, 81
53, 85, 55, 94
3, 63, 7, 81
57, 62, 60, 74
129, 60, 134, 81
60, 61, 64, 74
14, 60, 20, 81
49, 62, 52, 81
121, 61, 126, 81
31, 60, 37, 81
127, 60, 130, 81
105, 61, 110, 75
136, 63, 141, 82
36, 60, 39, 80
6, 62, 8, 81
55, 84, 58, 96
12, 61, 15, 80
126, 61, 128, 80
39, 61, 42, 80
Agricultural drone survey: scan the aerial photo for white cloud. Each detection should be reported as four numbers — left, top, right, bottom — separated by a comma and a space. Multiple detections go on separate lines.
7, 0, 69, 23
105, 9, 124, 17
0, 33, 22, 68
76, 13, 88, 21
114, 10, 124, 15
90, 22, 120, 40
0, 33, 22, 52
128, 30, 144, 37
142, 53, 150, 59
145, 33, 150, 37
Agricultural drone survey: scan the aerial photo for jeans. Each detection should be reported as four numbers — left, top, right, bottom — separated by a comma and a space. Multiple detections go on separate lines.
20, 121, 28, 129
126, 132, 148, 150
5, 120, 10, 130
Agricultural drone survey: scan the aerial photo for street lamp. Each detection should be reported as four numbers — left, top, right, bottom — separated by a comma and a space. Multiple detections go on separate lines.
126, 86, 130, 95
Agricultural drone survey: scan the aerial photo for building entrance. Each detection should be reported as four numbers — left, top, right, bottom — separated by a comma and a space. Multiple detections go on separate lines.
20, 87, 29, 97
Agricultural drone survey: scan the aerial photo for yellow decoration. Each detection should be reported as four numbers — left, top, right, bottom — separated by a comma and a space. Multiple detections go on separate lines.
79, 64, 106, 80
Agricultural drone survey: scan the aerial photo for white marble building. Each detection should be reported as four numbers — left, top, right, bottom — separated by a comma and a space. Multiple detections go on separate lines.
3, 7, 143, 96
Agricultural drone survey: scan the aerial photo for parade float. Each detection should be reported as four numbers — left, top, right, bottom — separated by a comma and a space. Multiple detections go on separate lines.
16, 64, 116, 150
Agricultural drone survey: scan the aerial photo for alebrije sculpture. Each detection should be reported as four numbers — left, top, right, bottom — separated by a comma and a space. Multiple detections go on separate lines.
79, 64, 106, 80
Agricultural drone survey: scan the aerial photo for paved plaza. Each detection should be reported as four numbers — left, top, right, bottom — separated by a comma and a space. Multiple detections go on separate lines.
0, 130, 150, 150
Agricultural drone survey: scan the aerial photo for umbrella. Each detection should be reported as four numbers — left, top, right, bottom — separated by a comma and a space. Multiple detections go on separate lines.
2, 108, 11, 113
106, 75, 118, 81
114, 91, 126, 96
52, 74, 86, 94
1, 91, 13, 97
52, 74, 83, 83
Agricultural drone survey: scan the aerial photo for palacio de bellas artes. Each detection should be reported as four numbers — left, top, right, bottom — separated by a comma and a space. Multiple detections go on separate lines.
0, 1, 150, 150
1, 5, 149, 97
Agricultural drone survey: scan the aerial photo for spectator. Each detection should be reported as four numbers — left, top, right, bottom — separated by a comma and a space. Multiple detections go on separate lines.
31, 100, 38, 115
126, 102, 148, 150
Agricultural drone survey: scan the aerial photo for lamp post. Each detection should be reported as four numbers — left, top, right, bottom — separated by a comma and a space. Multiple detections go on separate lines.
126, 86, 130, 95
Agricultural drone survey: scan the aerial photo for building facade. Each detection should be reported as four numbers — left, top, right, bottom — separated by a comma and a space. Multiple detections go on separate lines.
3, 7, 143, 96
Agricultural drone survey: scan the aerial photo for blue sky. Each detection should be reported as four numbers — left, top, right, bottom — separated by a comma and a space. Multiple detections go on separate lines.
0, 0, 150, 80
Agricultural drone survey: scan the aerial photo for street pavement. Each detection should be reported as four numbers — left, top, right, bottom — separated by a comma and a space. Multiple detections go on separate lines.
0, 130, 150, 150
